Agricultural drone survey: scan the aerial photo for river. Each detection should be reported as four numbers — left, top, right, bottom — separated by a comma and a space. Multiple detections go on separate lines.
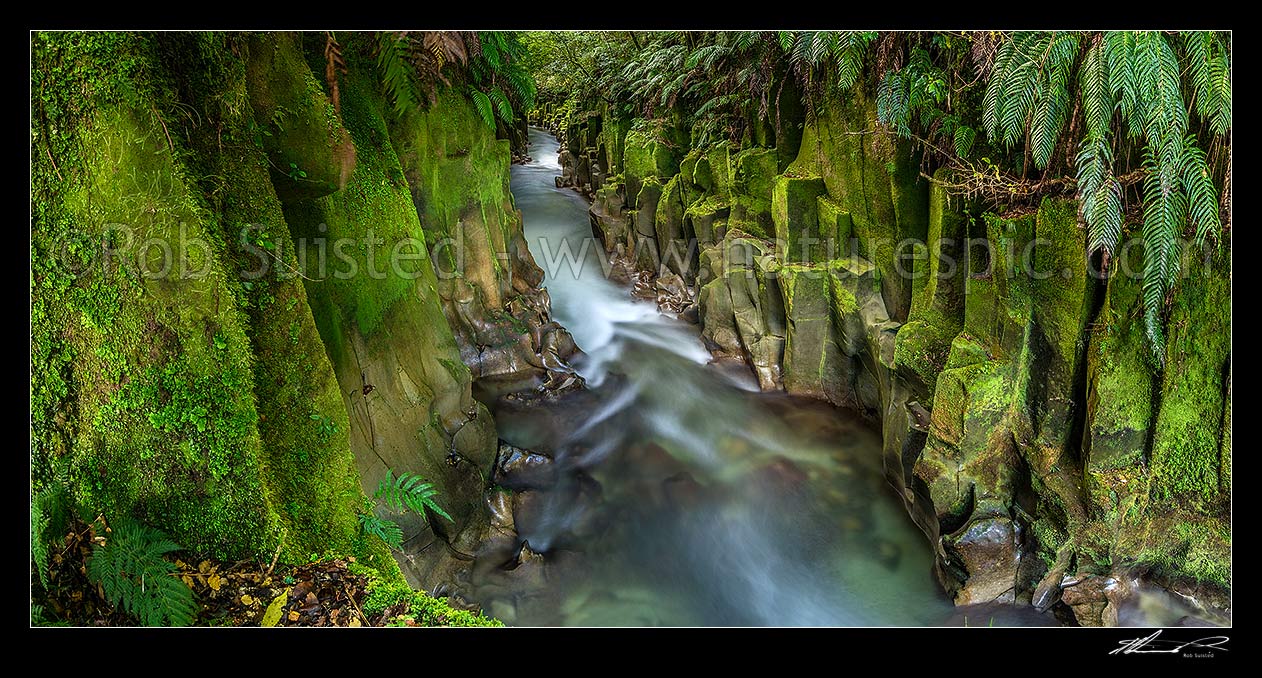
471, 127, 975, 626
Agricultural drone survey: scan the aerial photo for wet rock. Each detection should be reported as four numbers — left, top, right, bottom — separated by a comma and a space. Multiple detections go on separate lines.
655, 272, 693, 314
1031, 545, 1073, 612
1060, 574, 1115, 627
905, 400, 931, 432
486, 489, 515, 534
510, 489, 545, 537
500, 541, 548, 593
698, 276, 744, 356
493, 443, 557, 490
946, 517, 1020, 606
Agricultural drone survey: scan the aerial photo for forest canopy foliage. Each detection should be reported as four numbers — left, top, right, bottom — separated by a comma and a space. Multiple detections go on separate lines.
522, 30, 1231, 362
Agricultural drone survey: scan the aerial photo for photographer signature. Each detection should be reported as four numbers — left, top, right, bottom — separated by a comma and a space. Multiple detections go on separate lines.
1110, 630, 1229, 656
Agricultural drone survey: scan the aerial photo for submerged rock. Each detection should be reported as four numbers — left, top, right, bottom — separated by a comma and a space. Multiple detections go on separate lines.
494, 443, 557, 490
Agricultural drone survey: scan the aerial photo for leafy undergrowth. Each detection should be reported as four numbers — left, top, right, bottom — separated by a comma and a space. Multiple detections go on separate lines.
31, 517, 500, 627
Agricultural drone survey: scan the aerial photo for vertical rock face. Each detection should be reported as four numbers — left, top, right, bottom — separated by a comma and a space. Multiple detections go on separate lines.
31, 32, 365, 565
558, 67, 1230, 622
32, 32, 578, 597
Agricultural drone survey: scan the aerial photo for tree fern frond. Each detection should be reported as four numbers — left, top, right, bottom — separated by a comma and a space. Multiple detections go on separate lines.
876, 70, 911, 137
1139, 143, 1189, 366
376, 32, 424, 117
1181, 136, 1220, 246
1080, 40, 1113, 140
954, 124, 976, 158
777, 31, 797, 53
1087, 177, 1125, 256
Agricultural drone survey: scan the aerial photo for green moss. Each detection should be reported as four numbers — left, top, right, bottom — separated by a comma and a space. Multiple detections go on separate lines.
944, 334, 991, 370
172, 35, 366, 562
894, 312, 959, 387
789, 81, 928, 320
389, 85, 519, 311
1031, 517, 1068, 567
32, 33, 279, 559
816, 195, 853, 250
772, 174, 828, 264
285, 70, 437, 339
243, 33, 352, 202
623, 124, 680, 201
1133, 516, 1231, 588
1149, 243, 1231, 507
1084, 263, 1155, 472
361, 576, 503, 627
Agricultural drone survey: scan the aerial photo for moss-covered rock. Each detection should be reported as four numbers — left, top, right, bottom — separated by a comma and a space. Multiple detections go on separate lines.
772, 174, 828, 264
685, 195, 730, 251
779, 264, 846, 401
892, 170, 968, 390
30, 32, 379, 565
727, 148, 778, 240
623, 125, 680, 204
1085, 249, 1155, 472
244, 33, 355, 203
788, 81, 928, 321
1148, 241, 1231, 507
655, 174, 694, 276
280, 59, 498, 581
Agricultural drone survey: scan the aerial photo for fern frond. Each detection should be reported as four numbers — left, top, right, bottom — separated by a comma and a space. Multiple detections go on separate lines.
489, 88, 513, 123
1185, 31, 1231, 136
470, 89, 495, 129
86, 518, 195, 626
376, 32, 424, 117
1080, 39, 1113, 140
375, 470, 455, 523
359, 513, 403, 550
876, 70, 910, 137
1181, 136, 1220, 246
954, 124, 976, 158
31, 483, 69, 591
1139, 144, 1188, 366
777, 31, 797, 53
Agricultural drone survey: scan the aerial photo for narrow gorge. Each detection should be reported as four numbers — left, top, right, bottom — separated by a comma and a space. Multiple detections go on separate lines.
31, 30, 1231, 629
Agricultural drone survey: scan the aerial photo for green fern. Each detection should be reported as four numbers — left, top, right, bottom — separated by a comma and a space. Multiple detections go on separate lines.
31, 482, 69, 591
983, 31, 1079, 168
983, 30, 1228, 363
780, 31, 875, 91
376, 32, 424, 117
375, 469, 454, 523
877, 69, 911, 137
358, 513, 404, 550
1185, 32, 1231, 136
86, 518, 196, 627
489, 87, 514, 123
31, 603, 68, 627
470, 88, 495, 129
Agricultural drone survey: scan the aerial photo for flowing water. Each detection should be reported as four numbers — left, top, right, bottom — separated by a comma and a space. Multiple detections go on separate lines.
473, 128, 969, 626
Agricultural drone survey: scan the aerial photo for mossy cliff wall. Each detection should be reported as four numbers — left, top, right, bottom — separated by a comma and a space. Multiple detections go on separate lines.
32, 32, 564, 605
557, 75, 1231, 623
